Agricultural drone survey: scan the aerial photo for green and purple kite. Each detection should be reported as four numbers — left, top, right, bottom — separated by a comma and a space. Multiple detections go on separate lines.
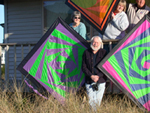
17, 17, 89, 103
98, 13, 150, 111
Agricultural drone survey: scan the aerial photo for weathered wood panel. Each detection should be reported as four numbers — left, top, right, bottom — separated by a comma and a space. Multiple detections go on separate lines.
5, 0, 43, 43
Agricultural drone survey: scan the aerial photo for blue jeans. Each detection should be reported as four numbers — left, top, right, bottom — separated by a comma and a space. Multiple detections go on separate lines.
85, 82, 106, 111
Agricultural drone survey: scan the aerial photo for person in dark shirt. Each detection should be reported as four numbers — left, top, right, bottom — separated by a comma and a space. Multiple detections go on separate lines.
82, 36, 107, 111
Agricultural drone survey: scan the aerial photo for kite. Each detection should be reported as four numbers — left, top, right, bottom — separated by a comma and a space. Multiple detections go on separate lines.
17, 17, 89, 103
65, 0, 119, 34
97, 13, 150, 111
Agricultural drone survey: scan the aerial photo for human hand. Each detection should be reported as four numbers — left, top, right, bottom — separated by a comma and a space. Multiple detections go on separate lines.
94, 75, 99, 82
112, 12, 115, 19
91, 75, 99, 82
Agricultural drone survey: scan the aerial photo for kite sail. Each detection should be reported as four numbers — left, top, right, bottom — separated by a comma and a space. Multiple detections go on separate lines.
97, 13, 150, 111
65, 0, 119, 34
17, 17, 89, 103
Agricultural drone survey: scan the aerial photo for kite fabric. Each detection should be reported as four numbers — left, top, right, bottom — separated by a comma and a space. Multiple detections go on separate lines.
17, 17, 89, 103
65, 0, 119, 34
97, 13, 150, 111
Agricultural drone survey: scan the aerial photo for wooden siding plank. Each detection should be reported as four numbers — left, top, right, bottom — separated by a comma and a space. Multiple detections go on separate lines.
14, 45, 16, 81
5, 0, 42, 91
8, 22, 41, 27
7, 33, 41, 38
21, 44, 24, 83
8, 14, 41, 19
8, 18, 41, 23
5, 30, 42, 35
8, 26, 41, 31
8, 1, 40, 8
6, 0, 42, 44
8, 39, 40, 43
6, 45, 9, 89
8, 6, 41, 13
4, 0, 8, 43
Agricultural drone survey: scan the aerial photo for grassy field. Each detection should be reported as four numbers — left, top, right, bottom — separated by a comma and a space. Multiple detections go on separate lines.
0, 85, 147, 113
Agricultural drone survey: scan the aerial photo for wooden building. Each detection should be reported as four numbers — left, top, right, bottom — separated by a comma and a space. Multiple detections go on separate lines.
0, 0, 120, 93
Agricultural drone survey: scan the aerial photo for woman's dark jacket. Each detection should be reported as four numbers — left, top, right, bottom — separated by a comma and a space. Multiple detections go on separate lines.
82, 48, 107, 84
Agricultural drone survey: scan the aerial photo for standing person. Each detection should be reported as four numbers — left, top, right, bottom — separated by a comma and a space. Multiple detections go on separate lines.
82, 36, 107, 111
126, 0, 150, 32
103, 0, 129, 40
69, 11, 87, 40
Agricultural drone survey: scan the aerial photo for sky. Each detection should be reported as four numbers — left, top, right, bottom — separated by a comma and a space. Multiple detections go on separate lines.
0, 5, 4, 43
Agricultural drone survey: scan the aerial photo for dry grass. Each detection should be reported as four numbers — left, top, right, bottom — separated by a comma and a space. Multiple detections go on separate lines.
0, 84, 147, 113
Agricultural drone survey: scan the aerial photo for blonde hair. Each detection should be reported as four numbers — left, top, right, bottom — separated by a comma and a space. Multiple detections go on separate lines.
91, 36, 103, 49
118, 0, 127, 12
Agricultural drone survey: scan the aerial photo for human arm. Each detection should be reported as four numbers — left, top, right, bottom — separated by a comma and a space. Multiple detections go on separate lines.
82, 50, 93, 78
96, 49, 107, 79
78, 23, 86, 40
125, 3, 130, 14
111, 12, 129, 31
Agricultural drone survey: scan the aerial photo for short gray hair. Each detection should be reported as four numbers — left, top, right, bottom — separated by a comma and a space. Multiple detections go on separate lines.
91, 36, 103, 48
71, 11, 81, 20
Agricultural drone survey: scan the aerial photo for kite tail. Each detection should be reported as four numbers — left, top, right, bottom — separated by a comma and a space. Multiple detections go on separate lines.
24, 80, 48, 99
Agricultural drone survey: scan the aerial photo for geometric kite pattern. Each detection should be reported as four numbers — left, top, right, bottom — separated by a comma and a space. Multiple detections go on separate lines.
17, 17, 89, 103
66, 0, 119, 34
98, 14, 150, 111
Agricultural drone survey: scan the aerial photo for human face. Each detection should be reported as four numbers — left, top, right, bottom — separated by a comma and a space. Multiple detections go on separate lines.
91, 37, 101, 51
115, 4, 124, 13
73, 15, 81, 24
136, 0, 145, 8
